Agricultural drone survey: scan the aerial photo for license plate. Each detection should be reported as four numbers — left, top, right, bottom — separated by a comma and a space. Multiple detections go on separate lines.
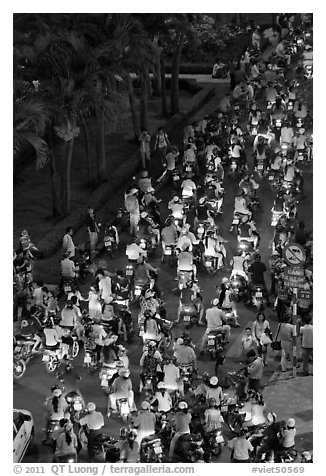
101, 379, 109, 387
126, 269, 133, 276
165, 249, 172, 255
231, 164, 237, 170
208, 339, 215, 346
135, 289, 141, 296
15, 365, 22, 372
252, 129, 257, 135
120, 403, 129, 414
64, 285, 71, 293
42, 354, 50, 362
184, 315, 191, 322
258, 164, 263, 170
232, 218, 239, 225
173, 175, 180, 181
256, 292, 263, 297
216, 435, 224, 443
154, 446, 162, 454
84, 356, 91, 363
206, 261, 212, 267
221, 406, 227, 412
198, 227, 204, 233
74, 403, 82, 411
14, 346, 21, 352
186, 166, 192, 172
268, 176, 274, 180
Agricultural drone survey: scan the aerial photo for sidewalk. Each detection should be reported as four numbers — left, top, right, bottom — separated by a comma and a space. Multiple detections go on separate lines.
263, 376, 313, 452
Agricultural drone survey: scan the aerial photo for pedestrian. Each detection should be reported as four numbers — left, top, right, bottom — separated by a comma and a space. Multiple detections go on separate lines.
62, 226, 76, 258
138, 129, 151, 169
279, 315, 295, 372
252, 312, 272, 365
124, 187, 140, 239
54, 421, 78, 462
86, 207, 100, 260
241, 327, 257, 362
299, 316, 313, 376
79, 402, 104, 462
229, 59, 237, 91
155, 127, 170, 164
246, 349, 264, 392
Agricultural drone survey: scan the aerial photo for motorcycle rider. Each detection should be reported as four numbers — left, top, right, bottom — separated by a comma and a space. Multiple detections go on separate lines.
194, 196, 215, 231
119, 428, 140, 462
43, 318, 68, 360
126, 238, 147, 263
204, 397, 223, 433
177, 244, 197, 280
60, 252, 77, 286
280, 121, 294, 147
142, 187, 162, 224
150, 381, 172, 413
168, 195, 185, 224
132, 401, 156, 445
19, 315, 43, 353
200, 299, 231, 351
278, 418, 297, 451
137, 169, 152, 195
177, 280, 204, 324
247, 254, 270, 306
142, 309, 161, 343
176, 224, 197, 252
237, 214, 260, 250
53, 421, 78, 462
163, 355, 183, 396
108, 368, 136, 414
234, 191, 252, 219
230, 250, 250, 282
138, 211, 160, 247
43, 387, 69, 445
205, 376, 224, 406
218, 280, 240, 327
161, 218, 178, 261
79, 402, 104, 461
168, 401, 192, 461
203, 227, 226, 269
139, 341, 163, 392
60, 300, 77, 332
57, 361, 84, 405
181, 173, 197, 204
173, 337, 197, 370
133, 255, 158, 292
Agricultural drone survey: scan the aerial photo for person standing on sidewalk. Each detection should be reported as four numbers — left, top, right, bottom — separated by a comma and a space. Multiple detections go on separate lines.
246, 349, 264, 392
86, 208, 100, 260
299, 316, 313, 376
155, 127, 170, 164
279, 316, 295, 372
138, 129, 151, 169
62, 226, 76, 258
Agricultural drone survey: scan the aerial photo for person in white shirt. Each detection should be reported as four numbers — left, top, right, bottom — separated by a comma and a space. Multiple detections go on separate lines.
97, 271, 112, 304
150, 382, 172, 413
181, 176, 197, 199
200, 299, 231, 350
60, 253, 76, 279
168, 196, 185, 221
91, 317, 107, 362
163, 357, 183, 395
62, 227, 76, 258
79, 402, 104, 460
126, 240, 146, 262
280, 123, 294, 146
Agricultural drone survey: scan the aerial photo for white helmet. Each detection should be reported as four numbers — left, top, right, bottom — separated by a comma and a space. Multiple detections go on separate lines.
287, 418, 296, 427
140, 211, 148, 219
199, 197, 206, 205
173, 195, 179, 202
157, 382, 165, 389
87, 402, 96, 412
178, 401, 188, 410
147, 187, 155, 193
210, 376, 219, 386
119, 368, 130, 378
212, 298, 219, 306
52, 388, 62, 398
176, 338, 184, 345
141, 401, 151, 410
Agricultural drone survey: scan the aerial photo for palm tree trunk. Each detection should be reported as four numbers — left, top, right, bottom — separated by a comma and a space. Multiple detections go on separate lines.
81, 117, 91, 185
160, 56, 168, 117
128, 78, 140, 141
97, 108, 107, 184
170, 30, 185, 115
47, 129, 61, 217
140, 90, 149, 131
60, 141, 69, 213
63, 139, 74, 215
152, 62, 162, 96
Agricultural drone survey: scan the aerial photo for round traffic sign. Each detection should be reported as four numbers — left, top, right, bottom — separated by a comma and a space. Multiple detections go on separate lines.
283, 242, 306, 266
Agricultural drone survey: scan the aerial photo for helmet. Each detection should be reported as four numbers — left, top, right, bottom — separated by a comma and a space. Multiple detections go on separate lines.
148, 340, 157, 348
267, 412, 277, 423
157, 382, 165, 389
173, 195, 179, 202
20, 320, 29, 328
208, 398, 216, 406
198, 197, 206, 205
302, 451, 312, 461
176, 338, 184, 345
178, 401, 188, 410
287, 418, 296, 428
52, 388, 62, 397
212, 298, 219, 306
210, 376, 219, 386
141, 401, 151, 410
255, 253, 261, 261
140, 170, 148, 178
119, 368, 130, 378
144, 289, 155, 299
274, 146, 281, 155
222, 277, 229, 284
128, 428, 138, 438
87, 402, 96, 412
129, 188, 138, 195
298, 127, 305, 134
143, 309, 153, 319
140, 211, 148, 219
147, 187, 155, 193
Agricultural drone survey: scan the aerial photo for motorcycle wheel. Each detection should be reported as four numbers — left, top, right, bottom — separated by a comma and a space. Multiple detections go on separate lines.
13, 358, 27, 380
211, 444, 222, 457
72, 341, 80, 358
45, 355, 59, 373
168, 256, 175, 268
227, 414, 243, 435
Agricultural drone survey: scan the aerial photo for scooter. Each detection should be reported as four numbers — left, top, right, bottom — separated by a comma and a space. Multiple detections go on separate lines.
140, 436, 163, 463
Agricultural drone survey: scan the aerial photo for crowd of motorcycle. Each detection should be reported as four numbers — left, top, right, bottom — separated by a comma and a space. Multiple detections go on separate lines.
13, 15, 313, 465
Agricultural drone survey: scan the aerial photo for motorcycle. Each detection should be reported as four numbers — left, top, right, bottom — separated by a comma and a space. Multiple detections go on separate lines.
132, 280, 150, 301
140, 436, 163, 463
205, 429, 224, 457
304, 63, 313, 80
206, 330, 226, 360
56, 454, 77, 463
207, 195, 223, 215
173, 433, 206, 463
181, 191, 195, 213
156, 316, 173, 349
44, 419, 61, 445
115, 397, 131, 422
162, 243, 177, 267
177, 270, 194, 290
171, 168, 181, 188
271, 209, 284, 227
99, 363, 121, 394
13, 355, 27, 380
203, 255, 222, 275
62, 277, 74, 296
14, 335, 43, 363
183, 161, 195, 178
125, 262, 135, 279
178, 364, 194, 393
196, 221, 208, 241
268, 170, 282, 192
249, 123, 259, 137
179, 303, 199, 327
83, 334, 98, 373
43, 334, 79, 373
251, 285, 266, 310
91, 434, 120, 463
65, 391, 84, 422
104, 235, 118, 259
229, 274, 247, 302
